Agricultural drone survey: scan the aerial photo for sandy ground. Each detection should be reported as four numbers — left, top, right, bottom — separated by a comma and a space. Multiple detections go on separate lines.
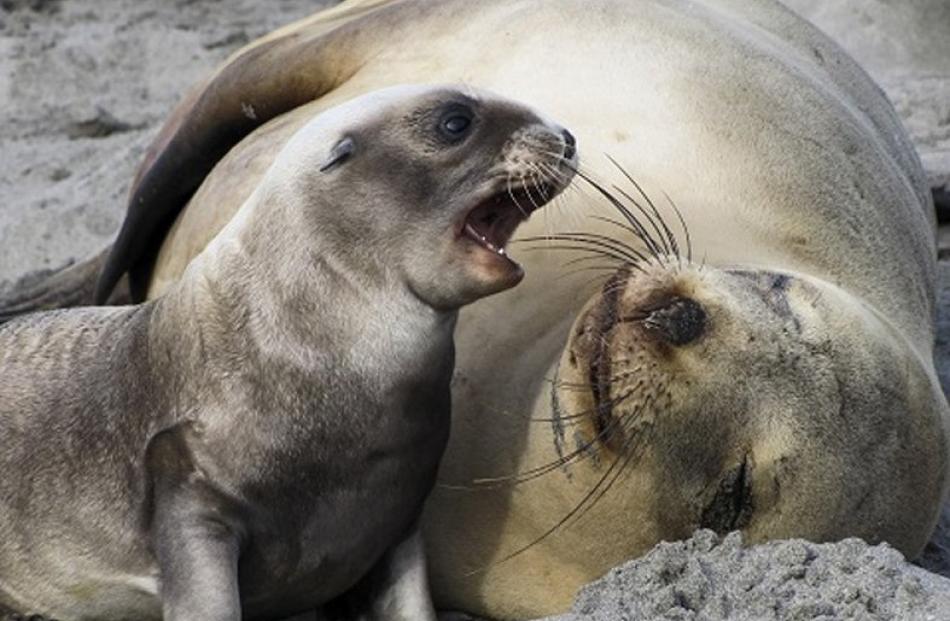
0, 0, 334, 278
2, 0, 950, 619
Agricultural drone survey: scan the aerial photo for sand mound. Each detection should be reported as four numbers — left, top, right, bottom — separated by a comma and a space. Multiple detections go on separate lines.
546, 531, 950, 621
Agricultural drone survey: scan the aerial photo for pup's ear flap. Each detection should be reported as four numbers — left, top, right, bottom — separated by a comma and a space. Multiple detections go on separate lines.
320, 137, 356, 172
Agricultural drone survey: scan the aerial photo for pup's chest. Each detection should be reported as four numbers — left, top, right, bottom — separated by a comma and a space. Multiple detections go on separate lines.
235, 398, 449, 609
212, 330, 455, 605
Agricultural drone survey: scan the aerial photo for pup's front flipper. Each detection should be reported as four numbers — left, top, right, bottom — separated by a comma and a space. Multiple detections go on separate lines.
147, 423, 246, 621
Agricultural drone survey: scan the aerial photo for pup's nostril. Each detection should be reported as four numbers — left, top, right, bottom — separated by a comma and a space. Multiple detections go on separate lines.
643, 297, 706, 346
561, 129, 576, 161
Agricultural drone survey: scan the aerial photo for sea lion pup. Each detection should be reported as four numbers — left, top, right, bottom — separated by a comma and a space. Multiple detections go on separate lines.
0, 84, 577, 620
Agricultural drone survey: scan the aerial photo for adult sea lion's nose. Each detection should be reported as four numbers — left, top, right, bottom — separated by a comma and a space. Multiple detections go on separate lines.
643, 297, 706, 346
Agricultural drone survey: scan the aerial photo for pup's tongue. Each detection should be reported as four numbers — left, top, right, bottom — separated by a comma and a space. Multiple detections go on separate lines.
462, 190, 537, 259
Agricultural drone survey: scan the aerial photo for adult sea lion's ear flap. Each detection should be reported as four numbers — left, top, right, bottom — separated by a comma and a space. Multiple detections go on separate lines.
320, 137, 356, 172
95, 0, 401, 304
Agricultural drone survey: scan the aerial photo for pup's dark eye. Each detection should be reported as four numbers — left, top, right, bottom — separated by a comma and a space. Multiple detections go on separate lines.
438, 107, 474, 141
442, 115, 471, 135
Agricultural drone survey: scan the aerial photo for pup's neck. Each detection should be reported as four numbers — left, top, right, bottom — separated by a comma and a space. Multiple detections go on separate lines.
152, 196, 457, 388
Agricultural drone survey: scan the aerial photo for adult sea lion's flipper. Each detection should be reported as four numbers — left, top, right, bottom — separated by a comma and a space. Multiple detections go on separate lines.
0, 246, 130, 325
95, 0, 404, 303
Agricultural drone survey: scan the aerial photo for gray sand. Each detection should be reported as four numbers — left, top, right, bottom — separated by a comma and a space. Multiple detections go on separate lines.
0, 0, 333, 280
3, 1, 950, 619
546, 531, 950, 621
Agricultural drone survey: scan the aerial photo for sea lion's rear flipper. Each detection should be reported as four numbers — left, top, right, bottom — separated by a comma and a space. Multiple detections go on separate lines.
0, 246, 130, 325
95, 0, 404, 303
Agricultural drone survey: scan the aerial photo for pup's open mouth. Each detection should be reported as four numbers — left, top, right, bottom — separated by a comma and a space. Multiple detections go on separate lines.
460, 184, 554, 263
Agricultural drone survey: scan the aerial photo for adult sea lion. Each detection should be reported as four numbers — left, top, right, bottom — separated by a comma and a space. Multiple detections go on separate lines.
2, 0, 946, 619
0, 85, 577, 620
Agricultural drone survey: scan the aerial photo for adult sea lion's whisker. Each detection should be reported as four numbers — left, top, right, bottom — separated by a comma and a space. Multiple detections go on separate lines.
552, 231, 652, 266
516, 241, 639, 268
574, 165, 666, 259
575, 171, 664, 261
469, 390, 642, 490
555, 254, 643, 276
468, 422, 620, 489
610, 183, 676, 259
605, 155, 680, 259
563, 404, 653, 530
521, 233, 644, 266
478, 405, 647, 570
553, 265, 625, 283
588, 215, 666, 267
568, 159, 690, 268
526, 385, 642, 425
572, 163, 667, 257
538, 396, 656, 540
540, 376, 591, 390
533, 368, 646, 407
556, 254, 629, 269
600, 178, 670, 258
661, 189, 692, 264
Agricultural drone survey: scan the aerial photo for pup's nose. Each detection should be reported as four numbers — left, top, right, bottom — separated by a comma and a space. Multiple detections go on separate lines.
561, 129, 576, 161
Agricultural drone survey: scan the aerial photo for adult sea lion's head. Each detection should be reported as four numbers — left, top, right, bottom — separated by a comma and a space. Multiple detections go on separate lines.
547, 200, 948, 556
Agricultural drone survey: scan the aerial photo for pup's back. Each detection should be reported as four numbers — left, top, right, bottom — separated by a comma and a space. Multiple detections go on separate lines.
0, 306, 163, 619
